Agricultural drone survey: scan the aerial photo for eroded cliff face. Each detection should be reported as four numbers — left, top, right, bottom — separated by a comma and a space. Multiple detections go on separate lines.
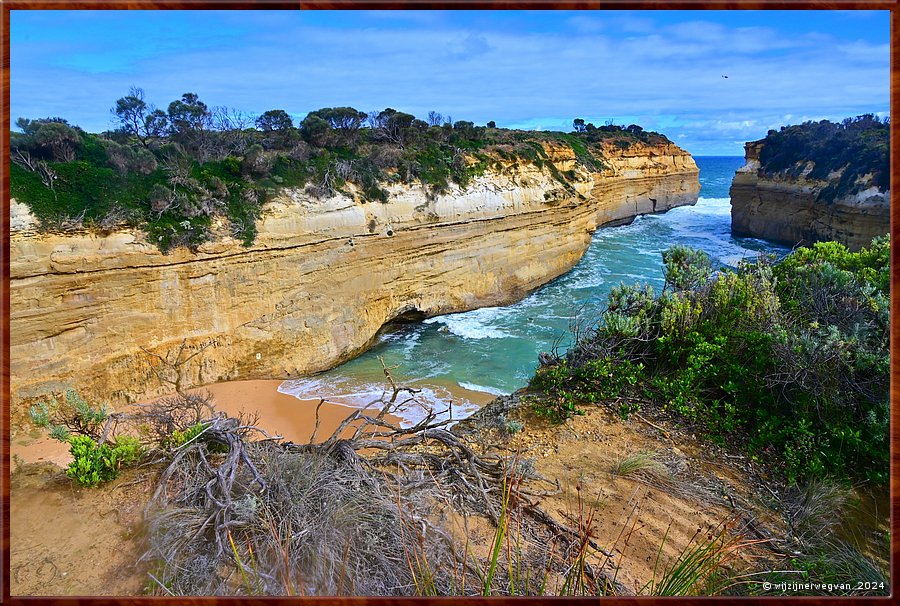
10, 141, 698, 418
730, 140, 889, 250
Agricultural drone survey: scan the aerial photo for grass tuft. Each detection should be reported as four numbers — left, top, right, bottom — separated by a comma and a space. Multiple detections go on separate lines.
612, 451, 670, 479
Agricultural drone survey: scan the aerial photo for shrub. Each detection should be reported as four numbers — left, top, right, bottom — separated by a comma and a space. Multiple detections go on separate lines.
505, 419, 525, 435
28, 387, 150, 487
662, 246, 712, 291
64, 434, 146, 487
757, 115, 888, 202
531, 238, 889, 483
529, 357, 645, 423
168, 422, 208, 448
112, 435, 146, 467
29, 388, 109, 441
66, 436, 117, 487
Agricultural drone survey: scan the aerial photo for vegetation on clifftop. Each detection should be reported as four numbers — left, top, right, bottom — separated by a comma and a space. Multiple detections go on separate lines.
755, 114, 889, 203
530, 237, 889, 484
11, 88, 671, 252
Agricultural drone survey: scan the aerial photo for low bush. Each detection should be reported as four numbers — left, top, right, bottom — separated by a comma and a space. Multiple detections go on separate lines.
529, 237, 889, 483
65, 434, 146, 487
66, 435, 118, 487
29, 387, 149, 487
756, 115, 888, 202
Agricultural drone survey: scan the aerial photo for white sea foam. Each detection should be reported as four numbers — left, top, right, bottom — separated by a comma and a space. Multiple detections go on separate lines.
567, 274, 605, 291
424, 307, 510, 340
278, 376, 480, 428
648, 197, 783, 267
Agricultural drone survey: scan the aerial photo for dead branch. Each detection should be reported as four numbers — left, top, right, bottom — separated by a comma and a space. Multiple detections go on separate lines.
140, 338, 215, 395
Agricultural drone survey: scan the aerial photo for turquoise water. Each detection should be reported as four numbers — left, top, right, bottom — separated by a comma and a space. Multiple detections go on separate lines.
279, 157, 791, 425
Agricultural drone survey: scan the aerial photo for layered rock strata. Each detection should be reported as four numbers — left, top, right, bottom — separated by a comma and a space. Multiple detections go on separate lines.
730, 140, 890, 250
10, 141, 698, 416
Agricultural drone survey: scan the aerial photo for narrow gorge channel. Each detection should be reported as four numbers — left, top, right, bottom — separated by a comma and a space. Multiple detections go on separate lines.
227, 156, 792, 433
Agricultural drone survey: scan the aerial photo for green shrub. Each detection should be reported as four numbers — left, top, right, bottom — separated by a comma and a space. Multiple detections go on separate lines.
112, 435, 146, 466
29, 388, 109, 441
662, 246, 712, 291
64, 434, 146, 488
29, 387, 148, 486
532, 238, 889, 483
529, 357, 645, 423
66, 435, 118, 487
28, 402, 51, 426
529, 361, 584, 423
505, 419, 524, 434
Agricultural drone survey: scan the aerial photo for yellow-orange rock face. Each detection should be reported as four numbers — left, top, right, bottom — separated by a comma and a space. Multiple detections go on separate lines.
9, 142, 698, 420
730, 140, 889, 250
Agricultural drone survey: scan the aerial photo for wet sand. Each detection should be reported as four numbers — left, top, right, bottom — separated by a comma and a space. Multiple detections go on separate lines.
199, 379, 406, 444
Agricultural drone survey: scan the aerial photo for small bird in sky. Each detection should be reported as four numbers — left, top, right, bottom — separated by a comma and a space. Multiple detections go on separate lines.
722, 75, 729, 79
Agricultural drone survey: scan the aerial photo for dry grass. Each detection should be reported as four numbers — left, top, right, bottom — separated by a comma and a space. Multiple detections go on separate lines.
140, 364, 559, 596
144, 437, 458, 596
784, 479, 849, 549
612, 451, 670, 480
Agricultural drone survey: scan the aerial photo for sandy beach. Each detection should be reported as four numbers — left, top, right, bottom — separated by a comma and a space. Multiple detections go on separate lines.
11, 378, 491, 467
200, 379, 406, 443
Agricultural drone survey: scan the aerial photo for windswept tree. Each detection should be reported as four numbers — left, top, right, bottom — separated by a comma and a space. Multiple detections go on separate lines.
15, 116, 70, 136
112, 87, 168, 147
33, 121, 82, 162
167, 92, 214, 160
573, 118, 586, 133
452, 120, 476, 140
255, 109, 296, 150
209, 106, 255, 156
113, 87, 149, 145
144, 109, 169, 141
370, 108, 418, 147
167, 92, 211, 136
255, 109, 294, 132
304, 107, 367, 146
299, 113, 331, 147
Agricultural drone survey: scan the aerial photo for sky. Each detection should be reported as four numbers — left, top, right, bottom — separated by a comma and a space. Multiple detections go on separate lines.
10, 9, 889, 156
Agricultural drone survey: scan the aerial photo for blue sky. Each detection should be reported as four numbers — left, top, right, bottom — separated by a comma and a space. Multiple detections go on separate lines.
10, 10, 889, 155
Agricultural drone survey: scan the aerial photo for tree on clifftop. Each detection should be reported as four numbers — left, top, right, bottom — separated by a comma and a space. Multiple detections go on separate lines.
305, 107, 368, 146
255, 109, 293, 132
256, 109, 296, 149
33, 121, 82, 162
112, 86, 167, 147
166, 92, 214, 160
167, 92, 211, 136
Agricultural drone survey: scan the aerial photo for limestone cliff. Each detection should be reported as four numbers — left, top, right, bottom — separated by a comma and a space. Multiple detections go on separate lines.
731, 136, 890, 250
10, 141, 698, 417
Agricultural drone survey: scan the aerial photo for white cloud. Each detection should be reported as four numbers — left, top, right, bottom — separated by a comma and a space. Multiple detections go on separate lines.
10, 11, 889, 156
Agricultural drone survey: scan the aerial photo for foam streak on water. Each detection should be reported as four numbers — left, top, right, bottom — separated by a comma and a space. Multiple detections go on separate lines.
280, 158, 790, 427
278, 376, 481, 428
